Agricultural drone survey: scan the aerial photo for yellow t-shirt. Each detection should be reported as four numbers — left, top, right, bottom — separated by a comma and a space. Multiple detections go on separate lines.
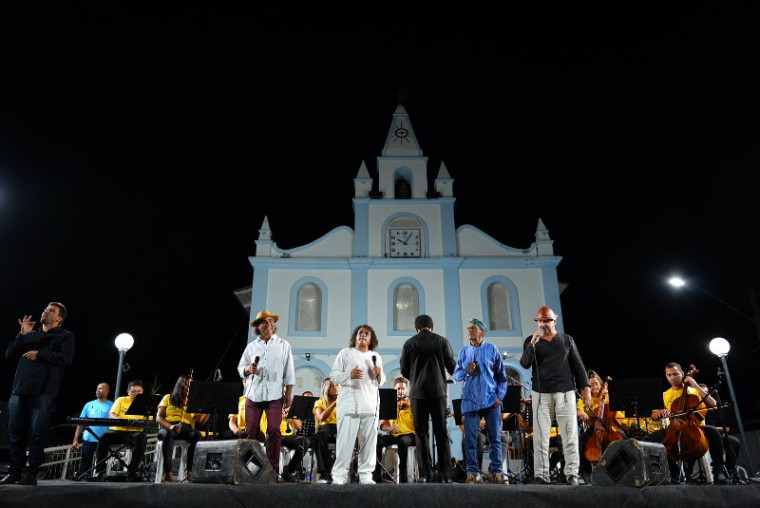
158, 394, 199, 427
109, 395, 149, 432
314, 399, 337, 426
390, 403, 415, 436
229, 395, 247, 430
663, 386, 707, 425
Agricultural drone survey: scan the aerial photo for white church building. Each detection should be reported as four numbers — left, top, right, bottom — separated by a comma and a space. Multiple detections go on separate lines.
245, 103, 565, 456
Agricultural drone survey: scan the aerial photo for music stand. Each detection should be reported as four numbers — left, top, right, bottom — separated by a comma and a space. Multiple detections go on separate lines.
377, 388, 403, 481
609, 377, 662, 437
379, 389, 397, 420
452, 399, 463, 426
287, 395, 319, 421
188, 381, 240, 440
125, 393, 164, 419
501, 389, 521, 414
286, 395, 319, 480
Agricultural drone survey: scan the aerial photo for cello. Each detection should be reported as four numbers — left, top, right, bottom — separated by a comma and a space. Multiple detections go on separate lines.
661, 364, 709, 462
584, 376, 625, 465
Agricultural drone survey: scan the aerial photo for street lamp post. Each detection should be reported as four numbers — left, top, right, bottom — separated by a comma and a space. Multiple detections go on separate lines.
114, 333, 134, 398
709, 337, 755, 477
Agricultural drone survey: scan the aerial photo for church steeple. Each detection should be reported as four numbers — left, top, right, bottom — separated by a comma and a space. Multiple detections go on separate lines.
381, 104, 423, 157
376, 105, 429, 199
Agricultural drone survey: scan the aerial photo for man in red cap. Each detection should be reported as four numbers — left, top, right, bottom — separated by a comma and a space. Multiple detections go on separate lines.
237, 309, 295, 477
520, 306, 591, 485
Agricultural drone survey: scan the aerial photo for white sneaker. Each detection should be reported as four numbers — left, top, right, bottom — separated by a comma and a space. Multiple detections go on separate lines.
359, 474, 375, 484
331, 476, 347, 485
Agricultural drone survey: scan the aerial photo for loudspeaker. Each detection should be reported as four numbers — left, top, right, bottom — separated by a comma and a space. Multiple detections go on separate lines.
591, 439, 671, 487
192, 439, 276, 484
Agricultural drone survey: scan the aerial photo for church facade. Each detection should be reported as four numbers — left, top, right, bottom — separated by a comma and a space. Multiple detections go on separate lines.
246, 103, 564, 413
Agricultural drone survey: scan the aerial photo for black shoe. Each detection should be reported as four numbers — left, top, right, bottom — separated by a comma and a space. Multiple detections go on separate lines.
18, 473, 37, 486
713, 467, 731, 485
0, 473, 20, 485
566, 475, 579, 485
87, 474, 104, 482
126, 473, 143, 482
533, 477, 550, 485
417, 475, 431, 483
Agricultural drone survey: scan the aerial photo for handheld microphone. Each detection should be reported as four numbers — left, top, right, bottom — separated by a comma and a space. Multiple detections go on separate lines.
372, 355, 377, 367
467, 359, 478, 377
254, 356, 260, 364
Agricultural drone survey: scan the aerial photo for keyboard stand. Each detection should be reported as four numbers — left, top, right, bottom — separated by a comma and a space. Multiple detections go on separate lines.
73, 425, 132, 481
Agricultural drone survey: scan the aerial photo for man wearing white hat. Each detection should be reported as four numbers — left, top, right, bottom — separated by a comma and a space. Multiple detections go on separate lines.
237, 310, 295, 476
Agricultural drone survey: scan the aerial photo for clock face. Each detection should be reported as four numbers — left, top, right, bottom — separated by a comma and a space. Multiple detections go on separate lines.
389, 228, 421, 257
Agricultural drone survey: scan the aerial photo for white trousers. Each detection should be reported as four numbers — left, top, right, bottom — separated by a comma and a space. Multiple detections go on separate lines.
531, 390, 580, 480
332, 413, 378, 482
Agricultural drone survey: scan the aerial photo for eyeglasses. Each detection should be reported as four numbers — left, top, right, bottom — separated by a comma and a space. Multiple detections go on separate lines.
129, 389, 144, 395
537, 319, 554, 323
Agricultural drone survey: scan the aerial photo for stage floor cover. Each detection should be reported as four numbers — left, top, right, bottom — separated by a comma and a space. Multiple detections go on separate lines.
2, 479, 760, 508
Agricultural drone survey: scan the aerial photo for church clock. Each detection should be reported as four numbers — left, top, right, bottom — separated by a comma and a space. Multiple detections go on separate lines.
389, 228, 421, 257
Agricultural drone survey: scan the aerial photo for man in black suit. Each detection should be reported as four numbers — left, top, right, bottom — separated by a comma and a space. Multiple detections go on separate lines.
400, 314, 456, 483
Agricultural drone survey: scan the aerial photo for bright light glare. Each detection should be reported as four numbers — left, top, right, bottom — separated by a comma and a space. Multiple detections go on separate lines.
114, 333, 134, 351
709, 337, 730, 357
668, 277, 686, 288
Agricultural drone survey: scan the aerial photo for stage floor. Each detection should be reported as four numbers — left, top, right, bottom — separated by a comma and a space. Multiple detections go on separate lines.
2, 479, 760, 508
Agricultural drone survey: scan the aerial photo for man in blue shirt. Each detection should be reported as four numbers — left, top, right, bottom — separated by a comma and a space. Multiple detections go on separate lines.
71, 382, 113, 480
453, 318, 508, 484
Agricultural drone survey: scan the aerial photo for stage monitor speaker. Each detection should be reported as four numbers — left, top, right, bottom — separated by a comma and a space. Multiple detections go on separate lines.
192, 439, 276, 484
591, 439, 670, 487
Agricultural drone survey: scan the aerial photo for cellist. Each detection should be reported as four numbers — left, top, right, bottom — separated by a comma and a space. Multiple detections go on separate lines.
646, 362, 730, 484
576, 370, 626, 483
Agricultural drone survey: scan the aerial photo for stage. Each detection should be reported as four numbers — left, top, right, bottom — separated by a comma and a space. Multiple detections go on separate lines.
2, 479, 760, 508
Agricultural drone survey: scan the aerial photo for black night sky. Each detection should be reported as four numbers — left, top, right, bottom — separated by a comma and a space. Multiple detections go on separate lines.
2, 4, 760, 435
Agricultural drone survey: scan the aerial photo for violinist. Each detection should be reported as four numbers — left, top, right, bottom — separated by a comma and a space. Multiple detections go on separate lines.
156, 374, 210, 482
576, 370, 626, 483
373, 377, 416, 483
646, 362, 730, 484
313, 378, 339, 483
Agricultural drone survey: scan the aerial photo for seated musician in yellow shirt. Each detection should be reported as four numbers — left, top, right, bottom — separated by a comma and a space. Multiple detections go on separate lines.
94, 380, 150, 482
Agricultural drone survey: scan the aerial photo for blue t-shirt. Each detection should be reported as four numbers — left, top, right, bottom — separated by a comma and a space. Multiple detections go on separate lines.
79, 399, 114, 442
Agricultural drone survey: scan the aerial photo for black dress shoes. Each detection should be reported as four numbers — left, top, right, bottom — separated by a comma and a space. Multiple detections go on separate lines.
533, 476, 550, 485
566, 475, 579, 485
0, 473, 21, 485
18, 473, 37, 486
417, 475, 431, 483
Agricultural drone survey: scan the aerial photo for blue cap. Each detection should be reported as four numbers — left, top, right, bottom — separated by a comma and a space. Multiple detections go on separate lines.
468, 318, 487, 333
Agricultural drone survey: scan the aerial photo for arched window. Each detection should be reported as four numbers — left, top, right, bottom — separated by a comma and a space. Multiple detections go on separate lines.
487, 282, 513, 330
393, 283, 419, 331
296, 283, 322, 331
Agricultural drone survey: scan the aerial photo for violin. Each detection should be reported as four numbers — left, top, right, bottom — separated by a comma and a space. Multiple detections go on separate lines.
662, 364, 709, 462
583, 376, 625, 465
